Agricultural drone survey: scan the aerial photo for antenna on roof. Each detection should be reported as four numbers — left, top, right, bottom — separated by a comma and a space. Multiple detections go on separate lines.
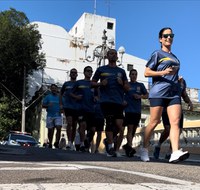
94, 0, 96, 14
105, 0, 110, 17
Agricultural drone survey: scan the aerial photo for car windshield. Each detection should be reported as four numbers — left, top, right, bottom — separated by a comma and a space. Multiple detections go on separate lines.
11, 134, 36, 142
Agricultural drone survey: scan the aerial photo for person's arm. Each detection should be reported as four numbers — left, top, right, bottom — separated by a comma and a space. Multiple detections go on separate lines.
42, 96, 48, 109
91, 79, 108, 88
70, 82, 83, 101
141, 92, 149, 99
123, 80, 130, 91
182, 90, 193, 111
59, 91, 64, 110
144, 67, 176, 77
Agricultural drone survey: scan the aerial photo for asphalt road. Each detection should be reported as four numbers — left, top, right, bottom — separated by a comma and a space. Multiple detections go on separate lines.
0, 145, 200, 190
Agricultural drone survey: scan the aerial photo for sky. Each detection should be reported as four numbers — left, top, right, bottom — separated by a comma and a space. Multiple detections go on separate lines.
0, 0, 200, 90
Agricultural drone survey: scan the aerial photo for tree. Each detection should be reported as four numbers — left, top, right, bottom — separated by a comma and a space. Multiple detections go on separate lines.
0, 8, 46, 137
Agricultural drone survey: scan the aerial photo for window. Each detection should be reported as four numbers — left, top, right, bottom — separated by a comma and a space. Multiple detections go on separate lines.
107, 22, 113, 30
75, 27, 77, 34
127, 64, 133, 71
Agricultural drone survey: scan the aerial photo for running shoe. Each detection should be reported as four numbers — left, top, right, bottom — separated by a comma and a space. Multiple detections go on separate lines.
54, 142, 59, 149
165, 153, 171, 160
140, 147, 150, 162
70, 144, 75, 151
115, 151, 123, 157
123, 144, 136, 157
80, 146, 86, 152
94, 150, 99, 154
107, 148, 116, 157
66, 144, 70, 149
103, 138, 109, 153
153, 146, 160, 159
169, 149, 190, 163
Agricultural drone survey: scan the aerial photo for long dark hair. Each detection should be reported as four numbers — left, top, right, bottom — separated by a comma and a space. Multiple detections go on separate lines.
158, 27, 173, 38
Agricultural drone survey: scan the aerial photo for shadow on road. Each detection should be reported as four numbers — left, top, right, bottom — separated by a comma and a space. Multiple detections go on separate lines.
0, 145, 200, 167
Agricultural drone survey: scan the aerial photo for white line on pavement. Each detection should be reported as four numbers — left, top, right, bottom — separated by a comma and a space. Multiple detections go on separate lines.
0, 161, 200, 189
0, 183, 200, 190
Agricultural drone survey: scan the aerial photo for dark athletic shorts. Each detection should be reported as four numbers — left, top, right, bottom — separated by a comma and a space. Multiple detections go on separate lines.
124, 112, 141, 126
95, 118, 105, 132
149, 98, 181, 107
100, 102, 124, 119
64, 108, 79, 120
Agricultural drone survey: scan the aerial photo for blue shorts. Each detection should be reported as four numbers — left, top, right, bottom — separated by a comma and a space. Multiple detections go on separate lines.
46, 116, 62, 129
149, 98, 181, 107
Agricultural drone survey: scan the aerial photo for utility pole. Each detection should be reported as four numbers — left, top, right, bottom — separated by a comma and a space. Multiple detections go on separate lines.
94, 0, 97, 14
21, 66, 26, 132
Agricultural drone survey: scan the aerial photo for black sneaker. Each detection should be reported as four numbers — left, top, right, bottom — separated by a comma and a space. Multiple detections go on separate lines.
123, 144, 136, 157
54, 142, 59, 149
107, 148, 116, 157
84, 139, 90, 149
103, 138, 109, 153
48, 144, 52, 149
80, 146, 86, 152
153, 146, 160, 159
165, 153, 171, 160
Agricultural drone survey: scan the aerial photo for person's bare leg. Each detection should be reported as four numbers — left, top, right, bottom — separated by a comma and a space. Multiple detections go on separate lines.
71, 120, 77, 144
167, 104, 181, 152
159, 126, 170, 145
115, 119, 124, 152
127, 125, 133, 146
66, 116, 72, 145
143, 106, 163, 148
55, 126, 61, 143
79, 121, 87, 144
48, 128, 54, 145
95, 131, 102, 151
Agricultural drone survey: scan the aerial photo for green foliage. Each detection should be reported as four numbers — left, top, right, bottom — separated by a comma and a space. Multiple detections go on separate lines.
0, 8, 46, 137
0, 96, 21, 138
0, 8, 46, 99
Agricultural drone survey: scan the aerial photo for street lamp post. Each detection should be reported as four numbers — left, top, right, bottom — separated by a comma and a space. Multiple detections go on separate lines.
83, 29, 125, 67
21, 66, 26, 132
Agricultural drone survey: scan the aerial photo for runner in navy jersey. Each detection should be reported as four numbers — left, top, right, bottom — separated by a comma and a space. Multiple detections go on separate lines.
71, 66, 95, 152
60, 68, 79, 150
140, 27, 190, 163
92, 49, 129, 157
123, 69, 148, 157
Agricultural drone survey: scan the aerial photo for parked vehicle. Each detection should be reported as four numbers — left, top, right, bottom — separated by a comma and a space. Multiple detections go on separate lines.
2, 131, 39, 147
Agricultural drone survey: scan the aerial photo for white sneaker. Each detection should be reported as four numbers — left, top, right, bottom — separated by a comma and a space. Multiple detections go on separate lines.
140, 148, 150, 162
115, 151, 123, 157
70, 144, 75, 151
169, 149, 190, 163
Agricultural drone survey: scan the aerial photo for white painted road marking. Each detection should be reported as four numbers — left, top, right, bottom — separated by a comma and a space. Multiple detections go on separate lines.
0, 183, 200, 190
0, 161, 200, 190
